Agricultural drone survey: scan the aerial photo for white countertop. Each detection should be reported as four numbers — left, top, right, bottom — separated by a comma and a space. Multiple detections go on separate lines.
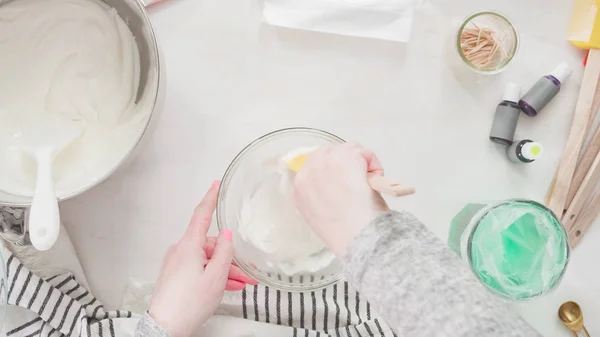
59, 0, 596, 335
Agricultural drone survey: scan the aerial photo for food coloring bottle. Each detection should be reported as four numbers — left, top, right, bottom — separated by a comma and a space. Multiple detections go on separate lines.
490, 82, 521, 145
507, 140, 543, 163
519, 63, 572, 117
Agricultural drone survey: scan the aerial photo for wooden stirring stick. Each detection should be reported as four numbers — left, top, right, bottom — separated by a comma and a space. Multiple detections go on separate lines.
285, 151, 415, 198
569, 189, 600, 247
546, 49, 600, 218
368, 175, 415, 197
544, 76, 600, 207
562, 148, 600, 243
549, 68, 600, 247
566, 113, 600, 208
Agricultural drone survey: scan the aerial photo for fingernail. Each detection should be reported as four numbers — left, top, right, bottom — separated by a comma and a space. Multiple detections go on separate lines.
212, 180, 220, 189
222, 229, 232, 241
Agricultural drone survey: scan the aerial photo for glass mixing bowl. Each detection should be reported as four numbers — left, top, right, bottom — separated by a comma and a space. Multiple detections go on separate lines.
217, 128, 345, 292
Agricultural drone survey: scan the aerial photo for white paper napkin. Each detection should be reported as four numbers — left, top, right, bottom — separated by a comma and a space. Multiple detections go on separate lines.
263, 0, 420, 42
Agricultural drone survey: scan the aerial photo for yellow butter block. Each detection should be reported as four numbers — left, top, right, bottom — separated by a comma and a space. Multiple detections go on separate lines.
285, 153, 310, 173
569, 0, 600, 49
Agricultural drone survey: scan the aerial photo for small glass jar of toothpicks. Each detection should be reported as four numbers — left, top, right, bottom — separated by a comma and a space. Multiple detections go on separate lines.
456, 11, 519, 74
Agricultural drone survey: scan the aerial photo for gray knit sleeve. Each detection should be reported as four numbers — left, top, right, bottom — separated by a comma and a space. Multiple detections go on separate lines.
134, 313, 171, 337
341, 210, 541, 337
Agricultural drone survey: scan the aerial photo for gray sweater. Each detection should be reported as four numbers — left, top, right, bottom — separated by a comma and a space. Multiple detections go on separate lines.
136, 211, 541, 336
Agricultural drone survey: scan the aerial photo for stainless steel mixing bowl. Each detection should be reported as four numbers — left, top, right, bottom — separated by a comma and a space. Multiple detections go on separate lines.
0, 0, 161, 244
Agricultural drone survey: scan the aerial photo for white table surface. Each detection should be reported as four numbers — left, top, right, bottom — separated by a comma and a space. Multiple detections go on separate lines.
59, 0, 595, 335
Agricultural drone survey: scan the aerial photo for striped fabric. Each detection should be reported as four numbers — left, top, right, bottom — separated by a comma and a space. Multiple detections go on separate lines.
3, 248, 137, 337
216, 281, 396, 337
6, 247, 395, 337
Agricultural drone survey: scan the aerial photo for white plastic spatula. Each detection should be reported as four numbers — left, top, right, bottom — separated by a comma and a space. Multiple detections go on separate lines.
14, 115, 83, 251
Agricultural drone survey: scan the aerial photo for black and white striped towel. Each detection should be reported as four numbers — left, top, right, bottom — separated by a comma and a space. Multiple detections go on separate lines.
215, 282, 396, 337
6, 247, 394, 337
3, 247, 138, 337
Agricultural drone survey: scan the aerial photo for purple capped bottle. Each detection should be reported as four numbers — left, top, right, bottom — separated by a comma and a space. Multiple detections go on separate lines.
519, 63, 572, 117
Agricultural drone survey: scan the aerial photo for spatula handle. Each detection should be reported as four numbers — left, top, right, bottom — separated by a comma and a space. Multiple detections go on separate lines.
28, 149, 60, 251
368, 175, 415, 197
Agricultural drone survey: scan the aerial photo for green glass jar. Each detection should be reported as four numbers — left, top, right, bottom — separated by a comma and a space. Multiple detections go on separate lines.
448, 199, 569, 300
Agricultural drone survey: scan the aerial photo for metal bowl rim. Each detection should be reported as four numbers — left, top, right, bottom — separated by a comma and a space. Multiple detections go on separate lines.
1, 0, 161, 207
